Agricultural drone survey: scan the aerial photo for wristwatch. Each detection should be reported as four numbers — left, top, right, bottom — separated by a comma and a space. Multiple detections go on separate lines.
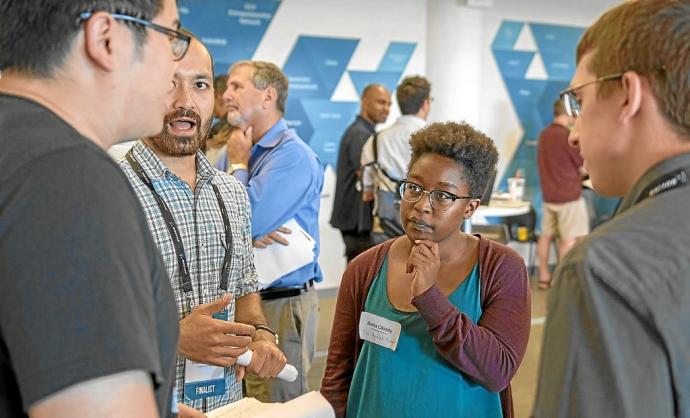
254, 324, 279, 345
229, 163, 248, 174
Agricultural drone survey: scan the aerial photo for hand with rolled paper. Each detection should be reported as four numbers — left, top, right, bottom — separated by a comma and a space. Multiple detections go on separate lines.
237, 350, 298, 382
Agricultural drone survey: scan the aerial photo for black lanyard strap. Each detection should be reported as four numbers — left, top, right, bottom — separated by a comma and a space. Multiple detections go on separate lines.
126, 150, 235, 296
126, 151, 193, 295
635, 168, 688, 205
212, 184, 233, 292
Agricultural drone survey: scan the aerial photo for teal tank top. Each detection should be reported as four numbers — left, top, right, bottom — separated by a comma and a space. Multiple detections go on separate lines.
346, 257, 502, 418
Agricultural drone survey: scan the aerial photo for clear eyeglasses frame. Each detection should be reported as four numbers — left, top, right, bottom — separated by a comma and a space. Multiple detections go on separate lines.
78, 11, 191, 61
559, 72, 624, 118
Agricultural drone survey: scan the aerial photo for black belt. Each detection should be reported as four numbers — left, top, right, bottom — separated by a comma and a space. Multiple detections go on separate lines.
260, 279, 315, 301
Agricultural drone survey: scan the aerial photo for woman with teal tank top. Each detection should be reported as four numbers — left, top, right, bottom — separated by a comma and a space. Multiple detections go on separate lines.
321, 122, 531, 418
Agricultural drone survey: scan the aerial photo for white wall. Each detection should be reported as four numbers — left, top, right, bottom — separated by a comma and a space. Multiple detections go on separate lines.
420, 0, 620, 268
426, 0, 483, 126
477, 0, 619, 179
254, 0, 427, 89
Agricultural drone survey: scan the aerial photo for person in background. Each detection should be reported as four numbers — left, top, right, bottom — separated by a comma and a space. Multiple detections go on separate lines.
216, 60, 324, 402
211, 74, 229, 131
535, 99, 589, 289
360, 75, 432, 239
120, 36, 287, 415
322, 122, 531, 418
0, 0, 183, 416
205, 74, 230, 164
331, 83, 392, 262
533, 1, 690, 416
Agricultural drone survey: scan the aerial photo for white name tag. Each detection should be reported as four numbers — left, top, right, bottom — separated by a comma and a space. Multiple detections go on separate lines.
359, 311, 402, 351
183, 359, 225, 401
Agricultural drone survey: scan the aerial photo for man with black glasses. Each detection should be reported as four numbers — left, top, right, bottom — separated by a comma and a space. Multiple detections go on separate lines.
0, 1, 187, 416
533, 1, 690, 417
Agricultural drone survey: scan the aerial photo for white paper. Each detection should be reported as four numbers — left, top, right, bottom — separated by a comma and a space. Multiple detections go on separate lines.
206, 397, 270, 418
184, 359, 224, 384
206, 391, 335, 418
253, 218, 315, 289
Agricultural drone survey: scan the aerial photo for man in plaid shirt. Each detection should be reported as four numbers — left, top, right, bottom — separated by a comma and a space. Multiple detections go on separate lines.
120, 36, 286, 415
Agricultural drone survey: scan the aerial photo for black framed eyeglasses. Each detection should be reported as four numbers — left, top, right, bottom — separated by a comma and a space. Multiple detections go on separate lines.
398, 180, 475, 211
79, 11, 191, 61
559, 72, 624, 118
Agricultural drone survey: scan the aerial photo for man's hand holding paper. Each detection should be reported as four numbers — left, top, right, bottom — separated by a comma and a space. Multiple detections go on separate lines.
253, 219, 316, 289
253, 226, 291, 248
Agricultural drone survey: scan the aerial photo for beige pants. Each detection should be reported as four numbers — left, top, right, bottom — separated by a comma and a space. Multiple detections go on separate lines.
541, 197, 590, 239
245, 286, 319, 402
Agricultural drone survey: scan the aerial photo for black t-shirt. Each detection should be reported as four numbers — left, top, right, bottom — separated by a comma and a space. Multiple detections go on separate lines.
0, 94, 178, 417
330, 115, 376, 233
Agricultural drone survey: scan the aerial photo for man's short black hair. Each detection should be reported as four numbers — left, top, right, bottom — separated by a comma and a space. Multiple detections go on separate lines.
0, 0, 163, 77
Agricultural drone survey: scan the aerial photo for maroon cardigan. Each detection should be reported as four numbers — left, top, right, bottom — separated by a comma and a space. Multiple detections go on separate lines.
320, 236, 531, 418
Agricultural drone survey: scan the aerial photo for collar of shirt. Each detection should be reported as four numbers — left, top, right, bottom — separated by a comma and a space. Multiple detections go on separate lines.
550, 122, 569, 133
617, 151, 690, 214
131, 140, 217, 184
255, 118, 290, 149
355, 115, 376, 134
396, 114, 427, 129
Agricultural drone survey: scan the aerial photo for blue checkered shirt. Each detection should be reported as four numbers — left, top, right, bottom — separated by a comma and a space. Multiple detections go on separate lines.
120, 141, 258, 412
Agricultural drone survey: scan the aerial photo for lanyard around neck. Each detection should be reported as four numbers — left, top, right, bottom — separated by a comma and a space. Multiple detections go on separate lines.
126, 150, 234, 299
634, 168, 688, 206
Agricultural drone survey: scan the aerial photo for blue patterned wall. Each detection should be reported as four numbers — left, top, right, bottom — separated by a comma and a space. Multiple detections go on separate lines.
179, 0, 416, 167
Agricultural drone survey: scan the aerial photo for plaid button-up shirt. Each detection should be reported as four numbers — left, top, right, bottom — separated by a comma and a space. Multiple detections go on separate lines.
120, 141, 258, 412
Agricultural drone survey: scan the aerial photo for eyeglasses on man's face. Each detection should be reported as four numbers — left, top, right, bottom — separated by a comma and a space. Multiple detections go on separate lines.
398, 180, 475, 211
79, 11, 190, 61
559, 72, 623, 118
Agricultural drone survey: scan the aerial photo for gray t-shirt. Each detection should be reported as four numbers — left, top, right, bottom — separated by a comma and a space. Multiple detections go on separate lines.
0, 94, 178, 417
533, 152, 690, 418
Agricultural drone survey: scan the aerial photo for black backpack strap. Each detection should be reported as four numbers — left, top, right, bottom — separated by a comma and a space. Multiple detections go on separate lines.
372, 131, 379, 163
360, 131, 399, 184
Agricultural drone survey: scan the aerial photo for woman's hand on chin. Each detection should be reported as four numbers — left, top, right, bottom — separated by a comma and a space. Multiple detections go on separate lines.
406, 239, 440, 297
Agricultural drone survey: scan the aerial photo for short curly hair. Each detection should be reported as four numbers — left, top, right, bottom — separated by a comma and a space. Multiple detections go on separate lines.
409, 121, 498, 198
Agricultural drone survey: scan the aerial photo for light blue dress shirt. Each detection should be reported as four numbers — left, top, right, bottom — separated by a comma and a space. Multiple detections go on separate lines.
216, 119, 324, 288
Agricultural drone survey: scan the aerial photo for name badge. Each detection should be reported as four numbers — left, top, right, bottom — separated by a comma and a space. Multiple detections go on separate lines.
183, 360, 225, 401
212, 307, 229, 321
359, 311, 401, 351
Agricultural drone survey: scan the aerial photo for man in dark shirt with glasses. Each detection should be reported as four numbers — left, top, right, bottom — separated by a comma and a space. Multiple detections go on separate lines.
0, 1, 186, 416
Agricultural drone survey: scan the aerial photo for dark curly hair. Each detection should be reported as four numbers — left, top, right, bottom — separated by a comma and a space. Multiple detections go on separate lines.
409, 121, 498, 198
